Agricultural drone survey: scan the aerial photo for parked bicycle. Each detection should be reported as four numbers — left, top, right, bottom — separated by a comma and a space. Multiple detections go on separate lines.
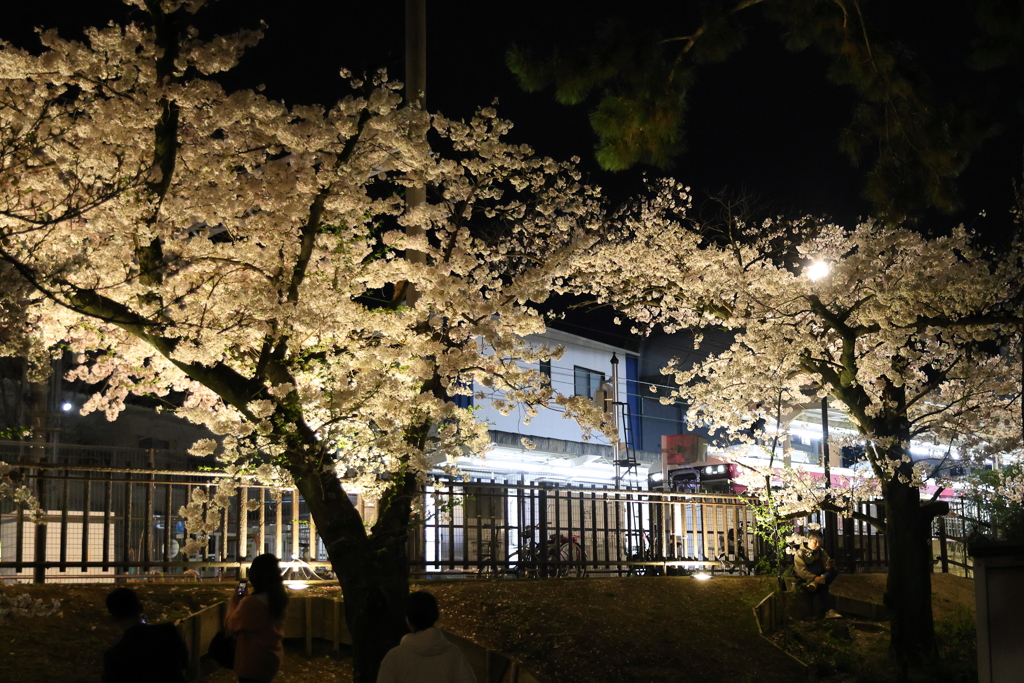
478, 523, 586, 578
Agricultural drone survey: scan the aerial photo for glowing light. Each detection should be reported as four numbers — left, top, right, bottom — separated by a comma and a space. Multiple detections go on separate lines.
61, 402, 73, 412
806, 261, 830, 281
692, 572, 712, 581
285, 581, 309, 590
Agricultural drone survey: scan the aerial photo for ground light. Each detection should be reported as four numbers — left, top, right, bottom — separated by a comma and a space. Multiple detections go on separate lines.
692, 572, 712, 581
285, 581, 310, 590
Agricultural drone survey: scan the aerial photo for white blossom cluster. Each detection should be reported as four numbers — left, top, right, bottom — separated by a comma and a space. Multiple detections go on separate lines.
731, 456, 881, 519
0, 4, 617, 547
0, 463, 46, 524
0, 592, 61, 625
576, 178, 1024, 511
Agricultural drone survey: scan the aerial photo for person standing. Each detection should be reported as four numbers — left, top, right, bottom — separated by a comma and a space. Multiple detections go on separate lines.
376, 591, 477, 683
794, 529, 842, 619
226, 553, 289, 683
102, 587, 189, 683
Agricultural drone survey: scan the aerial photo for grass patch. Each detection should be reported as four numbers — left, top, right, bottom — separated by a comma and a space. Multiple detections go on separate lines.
0, 573, 977, 683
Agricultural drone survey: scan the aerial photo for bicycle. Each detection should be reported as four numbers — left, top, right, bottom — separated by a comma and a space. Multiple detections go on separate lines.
480, 524, 587, 578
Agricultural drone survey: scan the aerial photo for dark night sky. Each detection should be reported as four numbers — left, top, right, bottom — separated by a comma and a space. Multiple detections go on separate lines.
13, 1, 1020, 222
5, 1, 1023, 345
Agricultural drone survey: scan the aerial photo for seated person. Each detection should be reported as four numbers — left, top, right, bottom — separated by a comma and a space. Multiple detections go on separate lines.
793, 530, 842, 619
103, 587, 189, 683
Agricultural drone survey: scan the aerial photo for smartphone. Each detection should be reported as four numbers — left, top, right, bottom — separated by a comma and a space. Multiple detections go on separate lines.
236, 580, 247, 596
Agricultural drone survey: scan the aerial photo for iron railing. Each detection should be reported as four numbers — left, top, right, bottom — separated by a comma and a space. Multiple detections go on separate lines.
0, 442, 975, 583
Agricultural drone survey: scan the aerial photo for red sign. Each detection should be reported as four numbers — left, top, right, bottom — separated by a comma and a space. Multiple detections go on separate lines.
661, 434, 706, 466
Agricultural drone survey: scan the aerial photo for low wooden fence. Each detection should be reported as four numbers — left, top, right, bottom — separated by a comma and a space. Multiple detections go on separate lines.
176, 595, 543, 682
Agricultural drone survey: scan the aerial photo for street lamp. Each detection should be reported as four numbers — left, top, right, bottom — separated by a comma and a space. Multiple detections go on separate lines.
806, 261, 830, 281
807, 258, 838, 553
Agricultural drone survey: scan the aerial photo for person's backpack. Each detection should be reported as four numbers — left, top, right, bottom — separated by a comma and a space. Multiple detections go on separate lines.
207, 629, 235, 669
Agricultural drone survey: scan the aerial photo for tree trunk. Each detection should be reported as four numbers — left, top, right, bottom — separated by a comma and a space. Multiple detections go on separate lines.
882, 477, 939, 667
292, 464, 410, 683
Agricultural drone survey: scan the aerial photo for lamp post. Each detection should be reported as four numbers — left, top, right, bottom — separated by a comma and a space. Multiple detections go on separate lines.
821, 396, 839, 556
808, 259, 839, 555
610, 353, 620, 488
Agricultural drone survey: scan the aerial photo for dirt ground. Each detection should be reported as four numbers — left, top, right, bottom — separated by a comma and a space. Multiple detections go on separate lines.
830, 572, 976, 622
0, 572, 975, 683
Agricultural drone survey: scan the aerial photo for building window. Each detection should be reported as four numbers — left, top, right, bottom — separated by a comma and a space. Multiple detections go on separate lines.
539, 359, 551, 385
574, 366, 605, 398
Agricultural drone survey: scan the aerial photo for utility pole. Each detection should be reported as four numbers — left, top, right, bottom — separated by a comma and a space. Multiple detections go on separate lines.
610, 354, 620, 488
404, 0, 427, 307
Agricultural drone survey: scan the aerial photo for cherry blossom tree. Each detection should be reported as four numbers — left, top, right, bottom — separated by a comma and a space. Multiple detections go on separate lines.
0, 2, 612, 679
581, 179, 1024, 664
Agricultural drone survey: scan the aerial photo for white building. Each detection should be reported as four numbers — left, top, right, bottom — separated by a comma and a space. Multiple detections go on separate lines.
452, 328, 657, 487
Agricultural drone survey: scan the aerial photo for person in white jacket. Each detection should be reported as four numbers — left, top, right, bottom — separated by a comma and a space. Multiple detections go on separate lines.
376, 591, 477, 683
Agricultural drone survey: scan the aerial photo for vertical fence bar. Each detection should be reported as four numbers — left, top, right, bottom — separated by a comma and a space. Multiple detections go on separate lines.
275, 490, 283, 561
143, 470, 153, 572
307, 497, 317, 562
103, 478, 112, 572
612, 491, 621, 575
592, 487, 600, 572
938, 516, 949, 574
474, 489, 483, 571
554, 486, 562, 570
603, 491, 610, 573
430, 484, 439, 573
220, 498, 229, 564
201, 484, 211, 562
164, 480, 173, 567
731, 504, 741, 567
60, 471, 69, 572
697, 499, 707, 562
15, 501, 24, 567
236, 485, 245, 570
446, 482, 455, 570
291, 489, 300, 564
258, 487, 266, 558
623, 491, 632, 568
124, 476, 134, 571
538, 487, 548, 577
81, 470, 91, 571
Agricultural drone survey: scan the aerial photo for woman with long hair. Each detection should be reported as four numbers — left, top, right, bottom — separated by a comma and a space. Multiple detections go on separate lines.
226, 554, 289, 683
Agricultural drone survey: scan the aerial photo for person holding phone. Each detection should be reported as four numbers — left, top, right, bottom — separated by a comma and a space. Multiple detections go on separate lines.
226, 554, 289, 683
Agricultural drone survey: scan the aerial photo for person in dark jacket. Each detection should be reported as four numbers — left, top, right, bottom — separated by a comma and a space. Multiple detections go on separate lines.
103, 587, 189, 683
793, 530, 842, 619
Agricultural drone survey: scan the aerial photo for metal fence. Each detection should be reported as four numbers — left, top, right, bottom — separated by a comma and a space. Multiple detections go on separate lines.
414, 476, 760, 577
0, 462, 327, 583
0, 445, 975, 583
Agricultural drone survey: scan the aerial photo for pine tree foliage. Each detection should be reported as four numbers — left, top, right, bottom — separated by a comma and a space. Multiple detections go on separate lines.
509, 0, 1013, 221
